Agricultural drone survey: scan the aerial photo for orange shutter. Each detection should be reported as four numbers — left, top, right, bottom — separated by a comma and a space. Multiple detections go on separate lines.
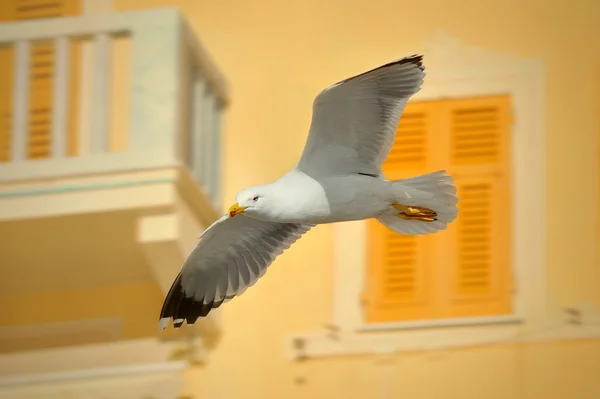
0, 0, 81, 161
441, 96, 513, 317
0, 48, 14, 162
364, 102, 442, 322
384, 110, 429, 170
364, 96, 513, 323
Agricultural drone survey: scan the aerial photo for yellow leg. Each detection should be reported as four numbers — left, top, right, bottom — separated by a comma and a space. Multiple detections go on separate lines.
393, 203, 437, 222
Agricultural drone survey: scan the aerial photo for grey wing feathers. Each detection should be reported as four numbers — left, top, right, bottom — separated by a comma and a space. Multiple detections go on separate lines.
297, 54, 425, 177
159, 215, 312, 330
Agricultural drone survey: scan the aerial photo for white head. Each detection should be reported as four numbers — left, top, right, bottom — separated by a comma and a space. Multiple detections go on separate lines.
228, 185, 276, 219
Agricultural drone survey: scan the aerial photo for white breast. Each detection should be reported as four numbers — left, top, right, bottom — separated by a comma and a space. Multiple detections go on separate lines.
268, 170, 390, 224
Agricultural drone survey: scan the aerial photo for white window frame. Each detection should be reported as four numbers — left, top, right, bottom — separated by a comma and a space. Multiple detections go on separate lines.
284, 33, 600, 360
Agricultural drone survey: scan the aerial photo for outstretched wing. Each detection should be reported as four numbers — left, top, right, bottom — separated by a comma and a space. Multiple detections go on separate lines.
159, 214, 312, 329
297, 54, 425, 177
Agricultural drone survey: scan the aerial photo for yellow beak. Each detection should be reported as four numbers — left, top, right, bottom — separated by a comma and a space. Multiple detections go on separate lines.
228, 202, 247, 217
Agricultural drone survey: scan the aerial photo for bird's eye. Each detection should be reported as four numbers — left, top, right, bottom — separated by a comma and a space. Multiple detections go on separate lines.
252, 196, 259, 202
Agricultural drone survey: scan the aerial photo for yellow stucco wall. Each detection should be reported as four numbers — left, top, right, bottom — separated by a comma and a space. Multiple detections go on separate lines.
0, 282, 163, 340
110, 0, 600, 398
0, 0, 594, 397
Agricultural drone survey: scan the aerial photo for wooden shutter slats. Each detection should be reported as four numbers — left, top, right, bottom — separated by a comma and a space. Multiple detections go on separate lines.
365, 220, 436, 321
364, 102, 440, 323
0, 0, 81, 162
449, 175, 509, 310
14, 0, 63, 20
457, 183, 493, 294
451, 103, 502, 165
384, 111, 428, 172
444, 95, 512, 317
26, 38, 55, 160
364, 95, 512, 323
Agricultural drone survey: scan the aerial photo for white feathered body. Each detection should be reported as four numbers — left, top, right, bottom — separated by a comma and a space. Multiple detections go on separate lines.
251, 169, 391, 224
247, 168, 457, 231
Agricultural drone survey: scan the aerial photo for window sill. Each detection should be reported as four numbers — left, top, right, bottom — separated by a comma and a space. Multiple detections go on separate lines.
356, 315, 523, 332
284, 318, 600, 360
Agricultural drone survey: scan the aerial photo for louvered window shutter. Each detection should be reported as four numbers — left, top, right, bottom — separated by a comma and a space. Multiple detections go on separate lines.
385, 111, 428, 170
363, 96, 513, 323
0, 0, 81, 161
442, 96, 513, 317
364, 102, 440, 322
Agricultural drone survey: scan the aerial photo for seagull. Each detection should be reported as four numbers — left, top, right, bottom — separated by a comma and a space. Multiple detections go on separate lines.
159, 54, 458, 330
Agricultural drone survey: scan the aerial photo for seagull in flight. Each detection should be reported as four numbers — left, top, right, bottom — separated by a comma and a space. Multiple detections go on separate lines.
159, 54, 458, 330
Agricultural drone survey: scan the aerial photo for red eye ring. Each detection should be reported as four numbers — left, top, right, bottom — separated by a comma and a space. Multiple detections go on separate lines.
252, 196, 259, 201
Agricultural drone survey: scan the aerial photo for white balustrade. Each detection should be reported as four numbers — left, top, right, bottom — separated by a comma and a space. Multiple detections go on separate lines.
186, 70, 223, 206
0, 8, 228, 211
11, 40, 29, 162
201, 86, 215, 196
51, 36, 69, 158
191, 74, 206, 186
211, 101, 222, 207
91, 32, 111, 153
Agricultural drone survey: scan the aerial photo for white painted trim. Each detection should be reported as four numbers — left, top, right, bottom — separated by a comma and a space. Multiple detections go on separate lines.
0, 361, 187, 388
0, 168, 176, 195
0, 151, 175, 181
202, 90, 215, 195
137, 214, 178, 244
0, 7, 229, 202
0, 178, 175, 222
52, 36, 70, 158
181, 16, 230, 106
78, 34, 92, 156
137, 213, 181, 294
11, 40, 29, 162
287, 32, 549, 358
211, 103, 223, 209
356, 315, 523, 332
192, 75, 206, 183
91, 32, 111, 153
285, 324, 600, 360
78, 0, 113, 157
0, 338, 181, 377
0, 8, 226, 106
0, 10, 170, 42
0, 337, 189, 399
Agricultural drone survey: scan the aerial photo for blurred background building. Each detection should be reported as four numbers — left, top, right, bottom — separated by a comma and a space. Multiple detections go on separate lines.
0, 0, 599, 398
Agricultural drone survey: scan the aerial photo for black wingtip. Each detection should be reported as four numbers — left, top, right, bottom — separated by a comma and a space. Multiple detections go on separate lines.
369, 54, 424, 74
330, 54, 425, 87
158, 273, 224, 331
401, 53, 424, 71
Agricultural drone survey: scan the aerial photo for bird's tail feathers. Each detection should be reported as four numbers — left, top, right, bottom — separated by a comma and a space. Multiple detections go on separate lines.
377, 170, 458, 235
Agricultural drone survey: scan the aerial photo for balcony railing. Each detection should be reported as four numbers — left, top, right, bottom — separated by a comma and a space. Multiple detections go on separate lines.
0, 8, 228, 209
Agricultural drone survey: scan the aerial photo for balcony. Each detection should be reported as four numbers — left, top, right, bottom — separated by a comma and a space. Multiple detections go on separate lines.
0, 6, 228, 371
0, 7, 227, 202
